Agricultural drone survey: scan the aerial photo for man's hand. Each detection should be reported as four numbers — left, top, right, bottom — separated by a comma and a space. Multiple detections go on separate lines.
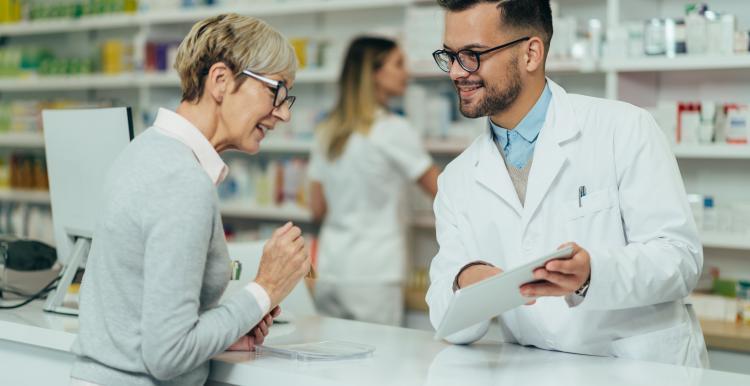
519, 242, 590, 302
226, 306, 282, 351
457, 264, 503, 289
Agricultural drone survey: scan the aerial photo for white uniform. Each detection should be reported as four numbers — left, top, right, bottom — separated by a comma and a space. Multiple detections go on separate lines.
309, 110, 432, 325
427, 80, 709, 367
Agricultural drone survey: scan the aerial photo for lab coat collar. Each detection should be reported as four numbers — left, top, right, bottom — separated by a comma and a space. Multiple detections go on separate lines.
473, 78, 580, 220
546, 79, 580, 145
475, 128, 523, 216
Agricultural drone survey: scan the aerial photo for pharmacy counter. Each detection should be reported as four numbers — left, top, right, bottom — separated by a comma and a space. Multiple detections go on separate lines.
2, 301, 750, 386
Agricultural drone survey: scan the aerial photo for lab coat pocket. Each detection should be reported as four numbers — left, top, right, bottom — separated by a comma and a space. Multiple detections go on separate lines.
611, 322, 692, 366
561, 187, 625, 248
563, 188, 614, 220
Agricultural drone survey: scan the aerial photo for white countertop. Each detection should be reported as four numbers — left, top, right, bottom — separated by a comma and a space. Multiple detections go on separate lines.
2, 301, 750, 386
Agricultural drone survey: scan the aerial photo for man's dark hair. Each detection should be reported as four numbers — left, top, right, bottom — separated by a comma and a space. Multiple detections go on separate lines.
437, 0, 553, 54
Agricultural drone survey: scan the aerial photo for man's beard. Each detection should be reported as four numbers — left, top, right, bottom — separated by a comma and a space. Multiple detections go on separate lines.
455, 61, 522, 119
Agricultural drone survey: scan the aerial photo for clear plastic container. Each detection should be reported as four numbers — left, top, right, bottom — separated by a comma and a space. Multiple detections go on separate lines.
256, 340, 375, 362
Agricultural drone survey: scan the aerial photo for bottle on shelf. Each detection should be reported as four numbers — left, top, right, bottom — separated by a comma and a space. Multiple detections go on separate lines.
699, 101, 716, 144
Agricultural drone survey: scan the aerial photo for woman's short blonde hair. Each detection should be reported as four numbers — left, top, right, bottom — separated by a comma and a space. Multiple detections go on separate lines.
174, 13, 298, 102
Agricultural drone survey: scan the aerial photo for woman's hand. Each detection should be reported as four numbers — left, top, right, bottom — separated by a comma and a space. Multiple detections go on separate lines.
227, 306, 281, 351
254, 222, 311, 308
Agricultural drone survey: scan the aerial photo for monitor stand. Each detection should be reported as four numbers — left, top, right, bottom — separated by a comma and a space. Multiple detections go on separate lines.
43, 237, 90, 316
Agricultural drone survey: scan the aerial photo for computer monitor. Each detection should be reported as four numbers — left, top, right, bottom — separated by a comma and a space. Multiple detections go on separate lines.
41, 107, 134, 314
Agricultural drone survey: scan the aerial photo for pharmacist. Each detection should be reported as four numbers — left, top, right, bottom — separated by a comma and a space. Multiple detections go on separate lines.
309, 36, 439, 326
426, 0, 708, 367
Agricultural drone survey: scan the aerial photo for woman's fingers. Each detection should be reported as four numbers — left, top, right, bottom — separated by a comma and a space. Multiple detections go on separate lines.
258, 320, 269, 336
254, 328, 264, 346
272, 222, 293, 238
279, 225, 302, 245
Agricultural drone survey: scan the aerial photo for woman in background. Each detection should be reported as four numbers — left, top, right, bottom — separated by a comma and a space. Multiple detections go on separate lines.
308, 36, 439, 326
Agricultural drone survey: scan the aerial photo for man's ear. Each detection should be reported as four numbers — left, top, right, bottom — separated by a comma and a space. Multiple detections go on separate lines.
524, 36, 545, 73
205, 62, 231, 103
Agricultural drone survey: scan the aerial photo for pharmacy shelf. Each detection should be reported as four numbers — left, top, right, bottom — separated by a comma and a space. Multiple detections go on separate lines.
602, 53, 750, 72
219, 203, 438, 227
701, 232, 750, 250
220, 202, 312, 222
700, 319, 750, 353
295, 68, 339, 83
144, 68, 338, 86
259, 139, 313, 153
146, 0, 413, 25
0, 68, 339, 92
547, 58, 600, 73
251, 140, 750, 159
0, 13, 141, 36
410, 58, 600, 79
410, 215, 750, 251
0, 189, 51, 205
0, 133, 45, 149
246, 138, 470, 155
673, 144, 750, 160
0, 0, 413, 37
0, 73, 146, 91
423, 139, 469, 155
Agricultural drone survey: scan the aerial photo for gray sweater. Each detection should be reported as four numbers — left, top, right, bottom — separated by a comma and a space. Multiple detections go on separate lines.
71, 128, 263, 385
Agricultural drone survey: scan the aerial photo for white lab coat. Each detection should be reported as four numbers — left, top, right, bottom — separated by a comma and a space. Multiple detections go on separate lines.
309, 110, 432, 283
427, 80, 708, 368
309, 111, 432, 325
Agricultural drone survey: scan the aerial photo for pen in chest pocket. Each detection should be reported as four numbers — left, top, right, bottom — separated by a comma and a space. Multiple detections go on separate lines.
578, 185, 587, 208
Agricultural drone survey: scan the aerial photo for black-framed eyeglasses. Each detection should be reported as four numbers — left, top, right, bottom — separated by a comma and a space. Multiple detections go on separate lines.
432, 36, 530, 73
241, 69, 296, 110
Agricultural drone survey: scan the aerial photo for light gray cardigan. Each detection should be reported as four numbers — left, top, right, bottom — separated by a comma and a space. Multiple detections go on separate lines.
71, 129, 262, 385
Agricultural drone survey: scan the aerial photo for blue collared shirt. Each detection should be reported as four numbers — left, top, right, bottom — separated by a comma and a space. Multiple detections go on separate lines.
490, 83, 552, 169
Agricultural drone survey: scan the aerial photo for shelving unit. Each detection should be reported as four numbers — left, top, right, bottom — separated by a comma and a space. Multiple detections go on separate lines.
701, 232, 750, 251
219, 202, 311, 222
0, 68, 339, 92
672, 144, 750, 160
700, 319, 750, 353
411, 58, 600, 79
0, 0, 414, 36
2, 2, 750, 341
255, 139, 313, 154
0, 133, 45, 149
0, 189, 51, 205
602, 53, 750, 73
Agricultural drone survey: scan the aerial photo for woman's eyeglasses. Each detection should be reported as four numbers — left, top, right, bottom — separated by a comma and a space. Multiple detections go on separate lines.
241, 69, 296, 110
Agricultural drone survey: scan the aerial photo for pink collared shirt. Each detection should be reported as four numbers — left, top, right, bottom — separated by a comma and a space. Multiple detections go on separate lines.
153, 108, 228, 186
152, 108, 271, 315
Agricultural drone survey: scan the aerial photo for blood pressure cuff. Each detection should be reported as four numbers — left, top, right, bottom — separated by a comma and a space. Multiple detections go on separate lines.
1, 240, 57, 271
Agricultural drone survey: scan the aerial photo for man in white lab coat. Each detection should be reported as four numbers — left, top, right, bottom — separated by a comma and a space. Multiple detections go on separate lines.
426, 0, 709, 367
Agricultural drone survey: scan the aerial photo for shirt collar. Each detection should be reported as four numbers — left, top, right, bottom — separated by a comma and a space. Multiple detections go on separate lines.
153, 108, 228, 185
489, 82, 552, 144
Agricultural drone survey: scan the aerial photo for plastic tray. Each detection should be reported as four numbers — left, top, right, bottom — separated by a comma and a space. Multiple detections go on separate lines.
255, 340, 375, 361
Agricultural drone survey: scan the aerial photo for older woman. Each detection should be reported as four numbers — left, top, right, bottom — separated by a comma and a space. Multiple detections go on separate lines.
70, 14, 310, 385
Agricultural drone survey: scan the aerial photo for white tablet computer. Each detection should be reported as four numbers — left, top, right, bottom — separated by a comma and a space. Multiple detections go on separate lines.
434, 246, 574, 340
